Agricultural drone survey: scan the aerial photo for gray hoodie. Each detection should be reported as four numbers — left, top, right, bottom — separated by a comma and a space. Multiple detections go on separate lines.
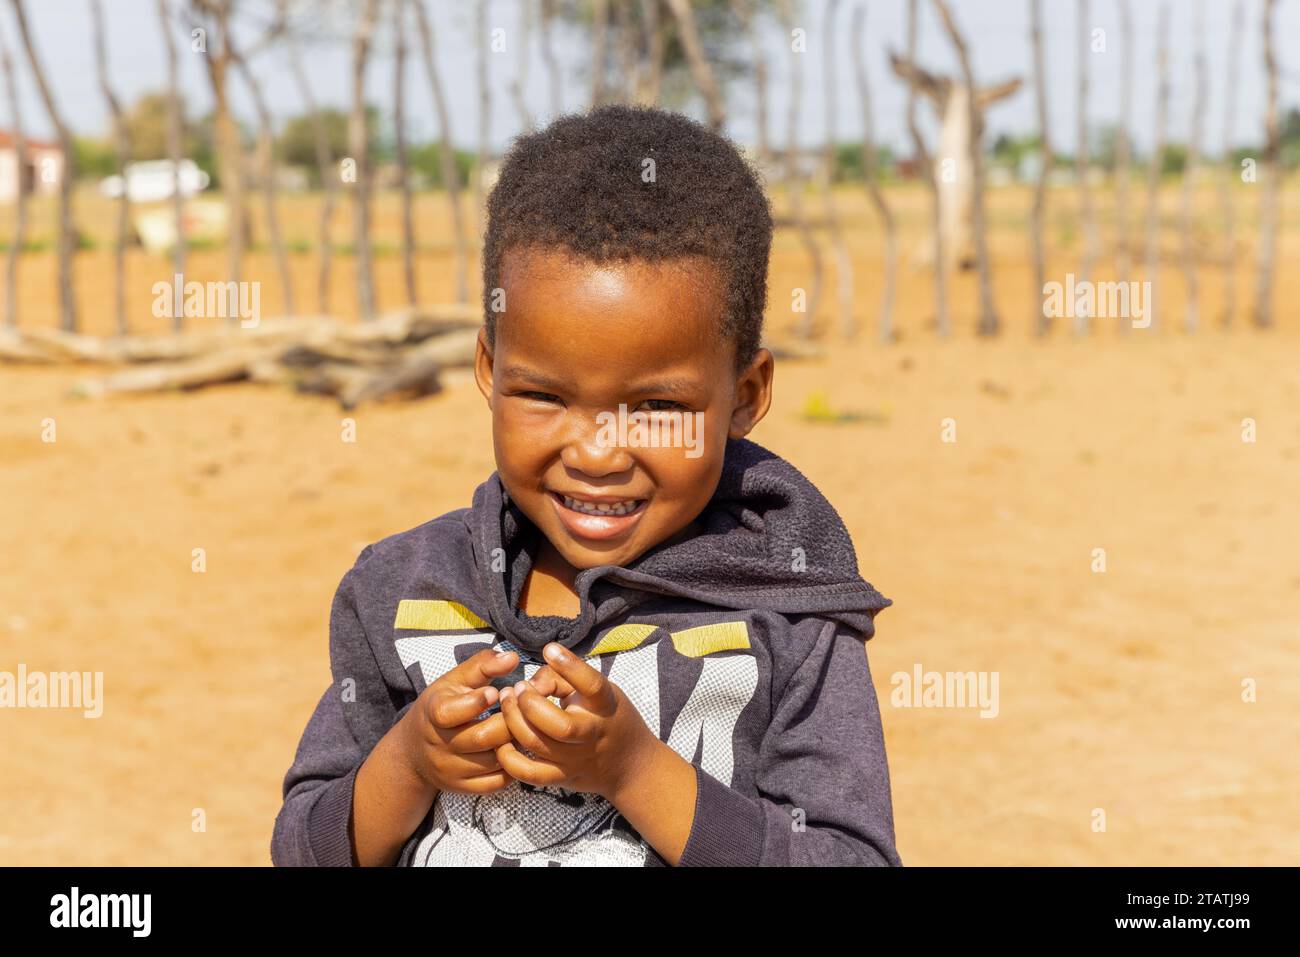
271, 438, 900, 866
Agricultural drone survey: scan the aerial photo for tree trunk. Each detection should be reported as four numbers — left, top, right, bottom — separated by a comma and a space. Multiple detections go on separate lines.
0, 20, 28, 329
778, 0, 823, 340
90, 0, 131, 336
591, 0, 609, 108
637, 0, 665, 108
287, 31, 338, 315
540, 0, 562, 117
510, 0, 534, 130
821, 0, 854, 340
395, 0, 416, 305
932, 0, 998, 336
191, 0, 246, 312
413, 0, 470, 305
475, 0, 490, 231
1114, 0, 1131, 333
851, 1, 896, 343
8, 0, 77, 332
156, 0, 185, 329
1143, 3, 1170, 332
903, 0, 948, 338
1029, 0, 1050, 336
350, 0, 381, 320
665, 0, 726, 132
1250, 0, 1278, 330
1073, 0, 1096, 334
730, 0, 766, 160
1180, 5, 1206, 333
1217, 0, 1244, 328
234, 52, 295, 318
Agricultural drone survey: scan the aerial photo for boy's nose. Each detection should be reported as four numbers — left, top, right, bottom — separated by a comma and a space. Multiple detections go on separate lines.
559, 421, 633, 476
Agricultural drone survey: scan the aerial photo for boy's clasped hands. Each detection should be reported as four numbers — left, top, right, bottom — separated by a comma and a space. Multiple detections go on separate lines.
394, 643, 661, 805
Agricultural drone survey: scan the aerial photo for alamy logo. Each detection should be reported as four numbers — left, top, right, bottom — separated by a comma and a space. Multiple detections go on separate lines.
1042, 272, 1154, 328
151, 273, 261, 328
50, 887, 151, 937
595, 404, 705, 458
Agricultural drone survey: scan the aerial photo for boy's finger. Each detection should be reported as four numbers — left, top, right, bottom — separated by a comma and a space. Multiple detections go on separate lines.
427, 687, 499, 728
495, 742, 566, 788
439, 648, 519, 692
438, 749, 503, 779
513, 684, 585, 743
454, 770, 513, 794
527, 667, 576, 700
498, 688, 552, 755
541, 643, 614, 710
442, 711, 512, 753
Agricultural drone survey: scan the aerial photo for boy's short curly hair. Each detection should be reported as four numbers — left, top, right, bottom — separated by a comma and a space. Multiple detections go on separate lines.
482, 104, 773, 370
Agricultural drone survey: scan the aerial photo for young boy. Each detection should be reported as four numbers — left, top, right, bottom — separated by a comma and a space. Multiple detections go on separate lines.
271, 105, 900, 867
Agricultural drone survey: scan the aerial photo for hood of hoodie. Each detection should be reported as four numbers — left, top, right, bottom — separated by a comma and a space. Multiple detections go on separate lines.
468, 437, 890, 655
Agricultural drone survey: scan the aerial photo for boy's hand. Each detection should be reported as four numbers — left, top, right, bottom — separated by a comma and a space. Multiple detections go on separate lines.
494, 642, 659, 801
397, 648, 519, 795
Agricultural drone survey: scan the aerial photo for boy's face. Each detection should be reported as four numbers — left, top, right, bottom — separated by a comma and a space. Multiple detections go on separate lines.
475, 246, 773, 571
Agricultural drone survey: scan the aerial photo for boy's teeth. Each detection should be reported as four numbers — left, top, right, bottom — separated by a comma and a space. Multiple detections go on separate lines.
562, 495, 639, 516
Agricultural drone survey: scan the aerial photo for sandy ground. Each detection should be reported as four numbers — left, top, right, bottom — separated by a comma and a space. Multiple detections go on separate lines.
1, 185, 1298, 865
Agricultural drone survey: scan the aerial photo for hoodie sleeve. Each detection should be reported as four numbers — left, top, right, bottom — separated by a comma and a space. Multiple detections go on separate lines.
677, 617, 901, 867
271, 549, 402, 866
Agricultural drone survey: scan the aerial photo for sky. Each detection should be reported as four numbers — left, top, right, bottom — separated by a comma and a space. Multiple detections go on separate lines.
0, 0, 1297, 159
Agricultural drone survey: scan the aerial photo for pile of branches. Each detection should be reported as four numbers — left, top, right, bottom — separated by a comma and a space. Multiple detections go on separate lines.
0, 306, 481, 409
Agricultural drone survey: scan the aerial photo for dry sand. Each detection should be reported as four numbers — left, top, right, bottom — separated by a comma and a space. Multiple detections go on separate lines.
1, 185, 1297, 864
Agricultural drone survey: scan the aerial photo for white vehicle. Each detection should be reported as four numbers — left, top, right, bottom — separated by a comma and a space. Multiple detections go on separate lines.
99, 159, 210, 203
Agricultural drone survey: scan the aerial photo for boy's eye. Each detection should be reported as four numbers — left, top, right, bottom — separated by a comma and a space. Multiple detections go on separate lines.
518, 391, 561, 403
637, 399, 688, 413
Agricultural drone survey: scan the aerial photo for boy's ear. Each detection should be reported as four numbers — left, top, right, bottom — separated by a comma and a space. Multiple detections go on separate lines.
473, 328, 495, 408
728, 347, 774, 439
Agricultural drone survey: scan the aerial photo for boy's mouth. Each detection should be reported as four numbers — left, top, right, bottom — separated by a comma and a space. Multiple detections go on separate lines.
548, 491, 648, 541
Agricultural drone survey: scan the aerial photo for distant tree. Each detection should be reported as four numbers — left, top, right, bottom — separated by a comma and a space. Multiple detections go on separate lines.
1251, 0, 1279, 329
0, 15, 28, 329
91, 0, 131, 336
9, 0, 77, 331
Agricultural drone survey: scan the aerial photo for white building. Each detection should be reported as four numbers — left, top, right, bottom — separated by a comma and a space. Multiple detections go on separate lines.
0, 129, 65, 203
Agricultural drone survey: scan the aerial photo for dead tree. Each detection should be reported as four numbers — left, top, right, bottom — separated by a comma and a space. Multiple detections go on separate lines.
156, 0, 186, 326
414, 0, 470, 304
90, 0, 132, 336
778, 0, 823, 340
591, 0, 609, 107
8, 0, 77, 332
540, 0, 562, 117
1180, 3, 1206, 333
665, 0, 726, 132
1218, 0, 1244, 327
189, 0, 245, 305
0, 18, 27, 329
1114, 0, 1132, 333
636, 0, 665, 107
350, 0, 381, 320
821, 0, 854, 339
891, 35, 1019, 334
475, 0, 490, 229
510, 0, 535, 130
896, 0, 946, 336
730, 0, 767, 160
395, 0, 416, 305
931, 0, 1003, 336
1251, 0, 1279, 329
286, 23, 337, 315
1029, 0, 1050, 336
1143, 4, 1170, 331
233, 50, 295, 317
851, 1, 896, 343
1073, 0, 1096, 334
